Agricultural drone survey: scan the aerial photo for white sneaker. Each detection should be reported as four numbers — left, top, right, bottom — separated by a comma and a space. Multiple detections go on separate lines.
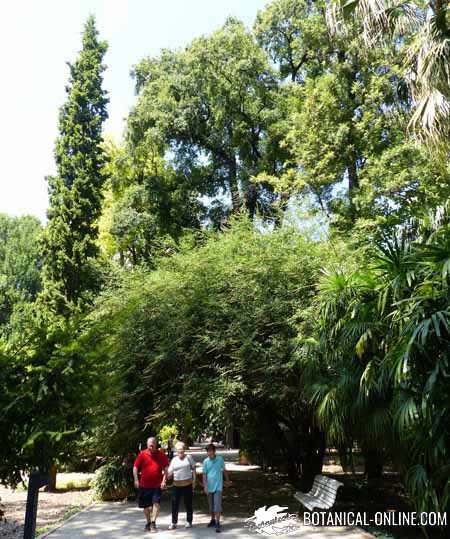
168, 523, 177, 530
185, 522, 192, 528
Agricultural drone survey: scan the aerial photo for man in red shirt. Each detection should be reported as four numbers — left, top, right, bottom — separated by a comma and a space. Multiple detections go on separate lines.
133, 437, 169, 532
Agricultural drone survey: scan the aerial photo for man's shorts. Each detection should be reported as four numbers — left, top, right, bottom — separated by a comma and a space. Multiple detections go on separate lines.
207, 490, 222, 513
138, 487, 162, 508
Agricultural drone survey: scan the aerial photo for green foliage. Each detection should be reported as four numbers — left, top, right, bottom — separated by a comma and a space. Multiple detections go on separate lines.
0, 17, 110, 488
98, 139, 202, 266
255, 0, 450, 231
41, 15, 109, 314
91, 459, 133, 501
88, 218, 328, 478
333, 0, 450, 148
0, 214, 42, 328
129, 17, 284, 221
2, 0, 448, 517
0, 311, 104, 486
159, 425, 178, 447
255, 0, 328, 81
303, 203, 450, 513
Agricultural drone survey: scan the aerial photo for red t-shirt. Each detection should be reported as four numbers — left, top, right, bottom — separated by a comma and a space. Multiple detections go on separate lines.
134, 449, 169, 488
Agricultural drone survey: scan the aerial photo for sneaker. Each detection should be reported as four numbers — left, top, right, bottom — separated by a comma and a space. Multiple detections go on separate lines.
150, 522, 157, 533
145, 522, 151, 531
168, 523, 177, 530
207, 519, 216, 528
185, 522, 192, 528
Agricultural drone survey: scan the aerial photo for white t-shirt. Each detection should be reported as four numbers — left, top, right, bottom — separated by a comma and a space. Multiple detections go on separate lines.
168, 455, 195, 481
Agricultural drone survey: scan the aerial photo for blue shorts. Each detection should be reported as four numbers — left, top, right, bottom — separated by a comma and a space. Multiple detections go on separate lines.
138, 487, 162, 508
208, 490, 222, 513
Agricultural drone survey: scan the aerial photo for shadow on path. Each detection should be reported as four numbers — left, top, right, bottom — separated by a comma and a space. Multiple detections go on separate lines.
39, 450, 373, 539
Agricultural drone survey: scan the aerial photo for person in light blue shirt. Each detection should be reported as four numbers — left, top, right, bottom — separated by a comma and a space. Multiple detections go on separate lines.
202, 444, 231, 532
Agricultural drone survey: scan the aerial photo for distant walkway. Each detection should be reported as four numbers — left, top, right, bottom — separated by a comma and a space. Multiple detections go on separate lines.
38, 448, 373, 539
186, 449, 259, 473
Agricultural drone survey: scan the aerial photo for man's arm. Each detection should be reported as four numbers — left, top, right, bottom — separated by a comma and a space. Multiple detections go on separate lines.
161, 465, 169, 489
133, 466, 140, 489
223, 459, 231, 486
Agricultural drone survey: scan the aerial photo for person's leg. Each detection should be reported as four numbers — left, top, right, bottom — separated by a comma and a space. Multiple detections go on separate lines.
150, 489, 163, 531
144, 507, 152, 528
138, 488, 153, 530
184, 485, 193, 525
214, 491, 223, 532
171, 486, 181, 525
207, 493, 215, 526
151, 504, 160, 523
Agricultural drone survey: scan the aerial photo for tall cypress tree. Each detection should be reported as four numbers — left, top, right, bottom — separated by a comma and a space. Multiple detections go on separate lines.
42, 16, 108, 314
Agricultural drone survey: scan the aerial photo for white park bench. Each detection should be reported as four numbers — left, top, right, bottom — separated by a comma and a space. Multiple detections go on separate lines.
294, 475, 343, 511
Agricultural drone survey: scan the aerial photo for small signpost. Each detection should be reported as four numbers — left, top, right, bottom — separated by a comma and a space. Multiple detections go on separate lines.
23, 471, 49, 539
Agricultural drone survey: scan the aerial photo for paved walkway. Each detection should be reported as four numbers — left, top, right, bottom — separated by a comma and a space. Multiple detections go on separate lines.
38, 500, 374, 539
38, 449, 373, 539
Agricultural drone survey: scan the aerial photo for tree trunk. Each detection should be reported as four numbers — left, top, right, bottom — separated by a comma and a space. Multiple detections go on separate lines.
273, 191, 290, 228
225, 421, 234, 449
363, 448, 384, 481
300, 429, 325, 491
45, 464, 57, 491
347, 157, 359, 221
232, 428, 240, 449
338, 444, 351, 473
229, 156, 241, 213
244, 183, 257, 220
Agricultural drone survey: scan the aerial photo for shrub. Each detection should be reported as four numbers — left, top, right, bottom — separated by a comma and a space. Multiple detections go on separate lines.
159, 425, 178, 448
90, 459, 133, 501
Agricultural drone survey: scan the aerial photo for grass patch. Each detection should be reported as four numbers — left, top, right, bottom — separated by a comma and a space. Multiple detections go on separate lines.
56, 473, 93, 490
36, 505, 85, 536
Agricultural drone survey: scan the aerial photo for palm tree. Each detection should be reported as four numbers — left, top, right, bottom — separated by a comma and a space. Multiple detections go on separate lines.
380, 202, 450, 514
301, 266, 394, 480
328, 0, 450, 148
304, 202, 449, 513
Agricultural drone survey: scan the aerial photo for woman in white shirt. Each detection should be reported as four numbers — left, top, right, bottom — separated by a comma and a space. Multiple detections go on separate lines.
167, 442, 196, 529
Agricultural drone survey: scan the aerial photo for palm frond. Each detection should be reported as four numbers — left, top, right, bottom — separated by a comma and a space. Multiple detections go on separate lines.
329, 1, 450, 147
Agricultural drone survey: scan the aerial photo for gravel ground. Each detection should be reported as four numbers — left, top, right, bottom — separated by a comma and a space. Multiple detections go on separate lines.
0, 519, 23, 539
0, 482, 92, 539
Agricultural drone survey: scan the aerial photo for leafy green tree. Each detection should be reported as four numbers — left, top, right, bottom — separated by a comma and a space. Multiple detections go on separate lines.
255, 0, 328, 82
330, 0, 450, 147
256, 0, 449, 230
0, 214, 42, 328
0, 312, 104, 486
88, 219, 328, 481
129, 18, 285, 221
41, 15, 108, 314
304, 203, 450, 513
0, 17, 109, 489
302, 260, 393, 480
98, 140, 203, 266
281, 65, 449, 230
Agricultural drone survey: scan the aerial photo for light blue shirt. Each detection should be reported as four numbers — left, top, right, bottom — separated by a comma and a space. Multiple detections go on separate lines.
203, 455, 225, 492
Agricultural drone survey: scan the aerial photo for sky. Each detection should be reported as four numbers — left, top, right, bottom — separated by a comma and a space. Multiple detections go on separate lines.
1, 0, 268, 223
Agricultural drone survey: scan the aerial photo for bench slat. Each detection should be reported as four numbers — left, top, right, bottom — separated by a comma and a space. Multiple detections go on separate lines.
302, 486, 339, 497
315, 486, 339, 496
294, 474, 343, 512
